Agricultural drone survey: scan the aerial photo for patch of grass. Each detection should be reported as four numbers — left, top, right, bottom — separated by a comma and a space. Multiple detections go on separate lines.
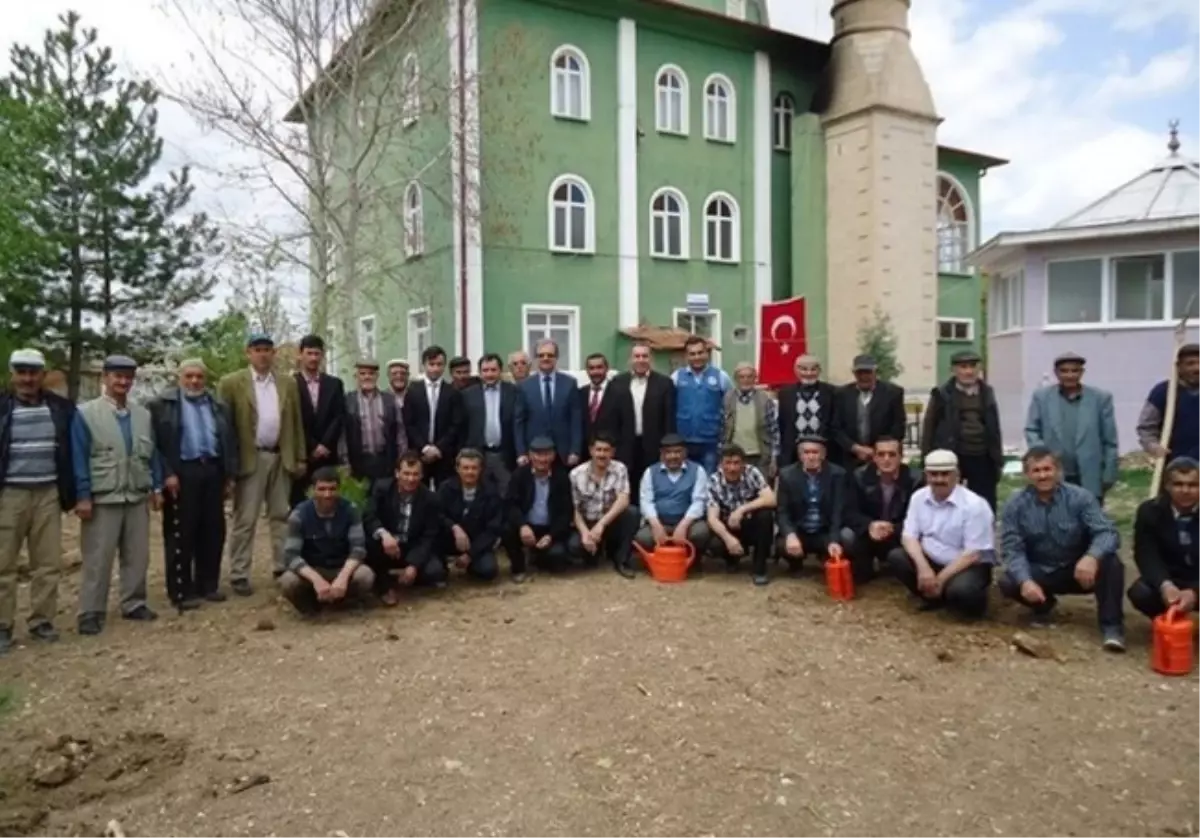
999, 468, 1151, 534
0, 683, 20, 720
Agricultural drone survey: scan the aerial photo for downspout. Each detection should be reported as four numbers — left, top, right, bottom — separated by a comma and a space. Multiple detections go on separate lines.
456, 0, 469, 356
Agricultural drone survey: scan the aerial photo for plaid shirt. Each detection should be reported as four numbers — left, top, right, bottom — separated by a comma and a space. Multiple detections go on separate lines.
357, 389, 385, 454
707, 465, 768, 518
570, 460, 630, 523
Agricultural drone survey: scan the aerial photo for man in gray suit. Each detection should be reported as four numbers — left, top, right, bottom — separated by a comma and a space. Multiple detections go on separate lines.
1024, 351, 1118, 502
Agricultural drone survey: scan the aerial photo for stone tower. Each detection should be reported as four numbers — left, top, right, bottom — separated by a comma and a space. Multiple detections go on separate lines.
821, 0, 940, 388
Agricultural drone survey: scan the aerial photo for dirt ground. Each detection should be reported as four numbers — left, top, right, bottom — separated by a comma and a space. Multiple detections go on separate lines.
0, 509, 1197, 838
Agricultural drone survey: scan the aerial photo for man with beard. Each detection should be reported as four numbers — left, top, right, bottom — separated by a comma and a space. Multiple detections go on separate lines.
364, 453, 445, 604
1129, 457, 1199, 619
386, 359, 411, 409
149, 359, 238, 609
777, 355, 839, 469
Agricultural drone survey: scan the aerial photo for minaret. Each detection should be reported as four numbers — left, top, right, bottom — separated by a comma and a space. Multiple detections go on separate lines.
821, 0, 941, 388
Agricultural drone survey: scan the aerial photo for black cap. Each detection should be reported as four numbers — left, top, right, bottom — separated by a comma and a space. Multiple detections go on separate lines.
103, 355, 138, 373
796, 433, 827, 447
852, 354, 877, 371
1053, 351, 1086, 367
528, 435, 556, 452
660, 433, 686, 448
950, 349, 981, 365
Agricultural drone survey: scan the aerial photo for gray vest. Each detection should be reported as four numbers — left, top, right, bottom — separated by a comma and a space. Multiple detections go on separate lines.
79, 398, 154, 504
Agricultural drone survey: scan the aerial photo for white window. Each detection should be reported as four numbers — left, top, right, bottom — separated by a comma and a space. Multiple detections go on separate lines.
1172, 249, 1200, 319
406, 308, 431, 368
523, 305, 579, 371
673, 308, 722, 366
403, 181, 424, 258
650, 187, 689, 259
702, 192, 740, 263
703, 74, 736, 143
991, 270, 1025, 334
357, 315, 377, 360
937, 318, 974, 342
548, 174, 595, 253
936, 174, 973, 274
772, 92, 794, 151
655, 65, 688, 135
401, 52, 420, 127
1112, 254, 1165, 322
550, 45, 590, 121
1046, 259, 1103, 325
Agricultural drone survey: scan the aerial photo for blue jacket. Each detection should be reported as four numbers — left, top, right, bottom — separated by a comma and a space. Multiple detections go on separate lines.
514, 371, 582, 459
671, 365, 731, 444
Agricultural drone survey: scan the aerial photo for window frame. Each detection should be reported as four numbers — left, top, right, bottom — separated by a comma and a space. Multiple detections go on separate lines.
989, 269, 1026, 336
702, 191, 741, 264
547, 174, 596, 254
357, 314, 377, 361
522, 304, 581, 372
936, 317, 974, 343
1043, 247, 1199, 331
549, 44, 591, 121
649, 186, 690, 260
654, 64, 689, 136
406, 307, 431, 368
401, 52, 420, 127
702, 73, 736, 144
403, 181, 424, 258
936, 172, 975, 276
772, 91, 794, 152
671, 307, 723, 367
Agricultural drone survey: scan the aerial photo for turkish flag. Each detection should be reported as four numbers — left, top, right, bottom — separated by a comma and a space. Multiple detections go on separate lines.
758, 297, 807, 387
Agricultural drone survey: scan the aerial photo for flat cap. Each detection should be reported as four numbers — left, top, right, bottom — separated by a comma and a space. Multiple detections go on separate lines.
660, 433, 686, 448
355, 359, 380, 370
9, 349, 45, 370
103, 355, 138, 373
1053, 351, 1086, 367
950, 349, 981, 365
386, 358, 410, 370
852, 354, 877, 371
924, 449, 959, 471
796, 433, 827, 447
528, 435, 556, 452
246, 331, 274, 348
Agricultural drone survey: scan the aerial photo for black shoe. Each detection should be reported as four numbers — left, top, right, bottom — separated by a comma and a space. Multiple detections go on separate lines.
614, 562, 636, 579
29, 622, 59, 642
78, 613, 104, 636
753, 574, 769, 586
917, 599, 944, 612
122, 605, 158, 621
176, 598, 203, 611
0, 627, 12, 655
204, 590, 227, 603
725, 560, 741, 574
231, 579, 254, 597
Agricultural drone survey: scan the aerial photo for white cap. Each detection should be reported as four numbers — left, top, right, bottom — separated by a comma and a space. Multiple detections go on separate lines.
924, 449, 959, 471
9, 349, 45, 370
385, 358, 409, 370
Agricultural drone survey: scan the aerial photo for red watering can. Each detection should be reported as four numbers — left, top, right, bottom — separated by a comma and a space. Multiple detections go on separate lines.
824, 552, 854, 601
1152, 605, 1195, 676
633, 539, 695, 583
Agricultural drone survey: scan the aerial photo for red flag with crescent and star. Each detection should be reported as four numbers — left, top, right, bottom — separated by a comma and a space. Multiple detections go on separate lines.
758, 297, 807, 388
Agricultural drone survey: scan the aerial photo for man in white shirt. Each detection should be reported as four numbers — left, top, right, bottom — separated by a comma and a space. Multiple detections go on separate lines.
891, 449, 995, 618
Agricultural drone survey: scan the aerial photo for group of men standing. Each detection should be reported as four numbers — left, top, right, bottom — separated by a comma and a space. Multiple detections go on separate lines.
0, 331, 1195, 654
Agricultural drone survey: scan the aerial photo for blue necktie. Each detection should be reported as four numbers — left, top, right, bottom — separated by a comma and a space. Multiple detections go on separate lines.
542, 375, 553, 409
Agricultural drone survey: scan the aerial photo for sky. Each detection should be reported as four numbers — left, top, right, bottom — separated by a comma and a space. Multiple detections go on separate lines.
5, 0, 1199, 318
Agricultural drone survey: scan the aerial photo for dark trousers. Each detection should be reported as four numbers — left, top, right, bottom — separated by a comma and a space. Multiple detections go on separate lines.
775, 530, 836, 571
626, 441, 651, 500
843, 529, 902, 584
290, 453, 338, 507
162, 459, 226, 603
1128, 577, 1198, 619
887, 551, 993, 618
998, 553, 1125, 628
711, 510, 774, 576
501, 524, 568, 574
365, 538, 445, 592
958, 453, 998, 511
439, 531, 500, 582
567, 508, 640, 568
685, 442, 719, 476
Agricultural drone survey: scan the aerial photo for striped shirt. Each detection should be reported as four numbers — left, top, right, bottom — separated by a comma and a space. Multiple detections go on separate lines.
4, 402, 57, 486
1000, 482, 1120, 584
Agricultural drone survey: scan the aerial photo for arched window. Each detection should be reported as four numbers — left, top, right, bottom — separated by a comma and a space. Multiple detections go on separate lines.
650, 187, 689, 259
703, 74, 736, 143
548, 175, 595, 253
937, 174, 973, 274
772, 92, 794, 151
403, 181, 424, 258
550, 45, 590, 120
703, 192, 739, 263
655, 65, 688, 135
401, 52, 420, 126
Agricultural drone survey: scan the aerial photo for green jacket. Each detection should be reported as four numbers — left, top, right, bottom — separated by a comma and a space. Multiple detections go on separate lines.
217, 368, 307, 479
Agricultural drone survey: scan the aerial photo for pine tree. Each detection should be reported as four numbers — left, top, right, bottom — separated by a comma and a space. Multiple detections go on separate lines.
856, 305, 904, 382
2, 13, 220, 397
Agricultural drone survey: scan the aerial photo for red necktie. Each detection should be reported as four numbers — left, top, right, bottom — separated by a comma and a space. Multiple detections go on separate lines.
589, 387, 601, 422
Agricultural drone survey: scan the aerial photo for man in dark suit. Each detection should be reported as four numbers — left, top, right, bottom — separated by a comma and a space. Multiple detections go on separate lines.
461, 353, 518, 495
502, 436, 573, 582
404, 345, 465, 487
776, 434, 849, 575
344, 360, 403, 491
1128, 457, 1199, 619
833, 354, 906, 471
292, 334, 346, 506
777, 355, 839, 470
514, 339, 582, 467
842, 437, 921, 584
607, 342, 675, 494
363, 452, 444, 604
578, 352, 616, 460
449, 356, 480, 391
436, 448, 504, 582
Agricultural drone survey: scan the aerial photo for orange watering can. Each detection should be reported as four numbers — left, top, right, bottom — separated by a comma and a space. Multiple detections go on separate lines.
824, 552, 854, 601
633, 539, 696, 583
1152, 606, 1195, 676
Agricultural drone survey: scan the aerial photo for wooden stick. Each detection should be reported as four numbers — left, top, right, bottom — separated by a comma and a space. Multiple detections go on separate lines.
1150, 296, 1196, 498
